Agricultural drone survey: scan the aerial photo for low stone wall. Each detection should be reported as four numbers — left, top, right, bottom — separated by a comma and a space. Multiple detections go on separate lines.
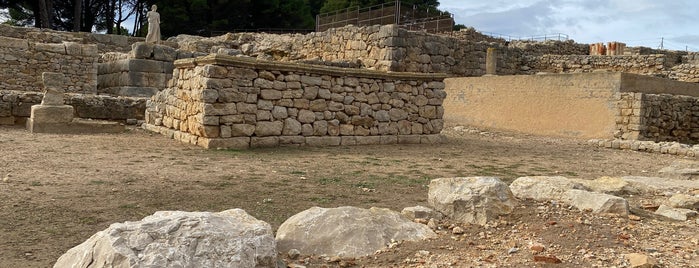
0, 24, 153, 53
0, 90, 147, 124
0, 36, 98, 93
144, 54, 447, 148
521, 54, 670, 76
508, 40, 589, 56
615, 93, 699, 143
444, 72, 699, 143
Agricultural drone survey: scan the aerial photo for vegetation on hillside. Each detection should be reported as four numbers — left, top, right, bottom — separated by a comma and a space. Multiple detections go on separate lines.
0, 0, 455, 37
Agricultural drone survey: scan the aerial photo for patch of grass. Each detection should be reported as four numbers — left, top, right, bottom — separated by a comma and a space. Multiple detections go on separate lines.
317, 177, 342, 185
30, 181, 42, 186
118, 204, 139, 209
353, 181, 376, 189
89, 180, 106, 185
290, 170, 306, 175
309, 196, 335, 204
561, 171, 579, 177
78, 216, 99, 225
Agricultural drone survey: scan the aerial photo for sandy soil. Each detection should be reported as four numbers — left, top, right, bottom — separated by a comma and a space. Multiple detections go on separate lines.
0, 124, 696, 267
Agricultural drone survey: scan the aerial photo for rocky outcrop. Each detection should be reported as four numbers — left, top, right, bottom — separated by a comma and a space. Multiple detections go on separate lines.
275, 206, 435, 258
428, 177, 515, 225
54, 209, 277, 268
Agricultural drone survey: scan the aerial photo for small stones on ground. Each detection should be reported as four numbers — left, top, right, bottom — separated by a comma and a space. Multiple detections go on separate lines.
288, 249, 301, 259
533, 255, 562, 263
628, 214, 641, 221
530, 243, 546, 253
451, 226, 464, 235
507, 247, 518, 254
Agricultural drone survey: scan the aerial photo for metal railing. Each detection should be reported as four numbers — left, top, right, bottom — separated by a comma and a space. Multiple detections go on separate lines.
479, 31, 570, 42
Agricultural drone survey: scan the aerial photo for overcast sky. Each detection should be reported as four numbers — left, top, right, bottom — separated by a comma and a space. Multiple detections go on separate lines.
439, 0, 699, 51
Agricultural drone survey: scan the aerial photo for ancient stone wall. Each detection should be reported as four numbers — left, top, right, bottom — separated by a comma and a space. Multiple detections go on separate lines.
615, 93, 699, 144
508, 40, 589, 56
144, 54, 447, 148
0, 24, 150, 53
521, 54, 671, 76
98, 43, 177, 97
0, 90, 146, 125
0, 36, 98, 93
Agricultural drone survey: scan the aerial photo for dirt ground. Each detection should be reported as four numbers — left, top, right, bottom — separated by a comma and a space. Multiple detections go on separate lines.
0, 123, 697, 267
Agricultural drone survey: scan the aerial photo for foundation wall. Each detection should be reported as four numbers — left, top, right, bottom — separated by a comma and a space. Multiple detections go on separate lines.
143, 54, 447, 148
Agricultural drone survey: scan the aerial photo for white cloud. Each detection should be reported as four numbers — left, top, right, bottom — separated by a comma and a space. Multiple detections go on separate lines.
439, 0, 699, 50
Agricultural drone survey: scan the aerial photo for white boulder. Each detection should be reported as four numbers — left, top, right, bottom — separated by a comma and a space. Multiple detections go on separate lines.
564, 189, 629, 215
428, 177, 515, 225
509, 176, 587, 201
275, 206, 435, 258
54, 209, 277, 268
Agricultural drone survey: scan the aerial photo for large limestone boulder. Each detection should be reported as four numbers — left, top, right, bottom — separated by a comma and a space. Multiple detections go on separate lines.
617, 176, 699, 194
564, 189, 629, 215
578, 176, 639, 195
275, 206, 435, 258
54, 209, 277, 268
428, 177, 515, 225
509, 176, 587, 201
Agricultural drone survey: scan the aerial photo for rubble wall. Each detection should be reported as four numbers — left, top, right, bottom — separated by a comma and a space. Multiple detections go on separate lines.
0, 36, 98, 93
0, 90, 147, 125
143, 54, 447, 148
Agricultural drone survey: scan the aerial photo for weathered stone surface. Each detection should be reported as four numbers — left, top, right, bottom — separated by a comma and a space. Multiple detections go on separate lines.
509, 176, 587, 201
401, 206, 443, 221
255, 121, 283, 136
275, 206, 435, 258
428, 177, 515, 225
578, 176, 639, 195
564, 189, 629, 215
54, 209, 277, 268
29, 105, 74, 124
624, 253, 657, 268
655, 204, 697, 221
659, 160, 699, 180
667, 194, 699, 209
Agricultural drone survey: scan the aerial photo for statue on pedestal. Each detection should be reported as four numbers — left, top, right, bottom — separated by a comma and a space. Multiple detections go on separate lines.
146, 5, 161, 44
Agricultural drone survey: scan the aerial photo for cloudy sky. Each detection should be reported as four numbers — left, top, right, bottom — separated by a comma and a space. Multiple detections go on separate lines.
439, 0, 699, 51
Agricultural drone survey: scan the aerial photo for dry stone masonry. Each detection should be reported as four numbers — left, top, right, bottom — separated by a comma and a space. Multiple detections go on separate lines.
144, 54, 447, 149
0, 36, 97, 93
98, 42, 177, 97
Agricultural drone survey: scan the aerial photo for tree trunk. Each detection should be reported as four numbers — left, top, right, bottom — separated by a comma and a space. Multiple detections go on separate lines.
73, 0, 82, 31
38, 0, 50, 28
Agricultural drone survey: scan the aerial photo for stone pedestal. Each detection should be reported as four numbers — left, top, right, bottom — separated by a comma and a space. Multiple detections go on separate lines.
26, 104, 75, 133
26, 72, 125, 134
485, 48, 497, 75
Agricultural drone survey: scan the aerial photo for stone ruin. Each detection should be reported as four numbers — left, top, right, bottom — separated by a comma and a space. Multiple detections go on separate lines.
0, 23, 697, 147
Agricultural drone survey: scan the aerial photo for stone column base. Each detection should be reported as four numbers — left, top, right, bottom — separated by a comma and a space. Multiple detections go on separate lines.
30, 105, 74, 123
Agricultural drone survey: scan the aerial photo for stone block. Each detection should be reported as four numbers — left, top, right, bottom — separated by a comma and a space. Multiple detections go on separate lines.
251, 137, 280, 148
279, 136, 305, 145
255, 121, 283, 136
30, 105, 74, 123
355, 136, 381, 145
564, 189, 629, 215
429, 177, 515, 225
201, 137, 250, 149
230, 124, 256, 137
0, 36, 29, 49
0, 116, 15, 125
398, 135, 420, 144
305, 136, 341, 146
